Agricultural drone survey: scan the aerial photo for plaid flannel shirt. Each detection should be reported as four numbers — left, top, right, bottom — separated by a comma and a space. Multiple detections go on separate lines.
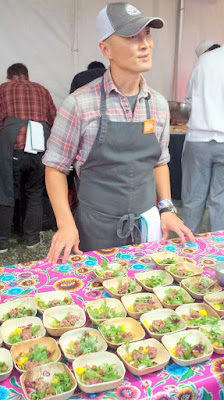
43, 69, 170, 175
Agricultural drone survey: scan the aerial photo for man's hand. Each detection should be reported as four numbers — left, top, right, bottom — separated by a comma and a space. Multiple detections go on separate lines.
160, 212, 195, 245
47, 221, 82, 264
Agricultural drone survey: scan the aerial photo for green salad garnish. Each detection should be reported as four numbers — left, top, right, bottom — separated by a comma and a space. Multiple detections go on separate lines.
77, 363, 120, 385
100, 323, 133, 344
172, 337, 206, 360
123, 346, 157, 368
26, 372, 72, 399
16, 344, 52, 370
182, 308, 218, 326
87, 301, 125, 320
156, 256, 176, 265
66, 330, 98, 357
201, 325, 224, 348
110, 279, 137, 295
186, 277, 213, 294
150, 314, 182, 334
170, 265, 192, 277
8, 325, 41, 344
3, 306, 35, 320
35, 296, 71, 310
142, 271, 165, 288
163, 288, 193, 305
0, 361, 8, 373
94, 261, 126, 278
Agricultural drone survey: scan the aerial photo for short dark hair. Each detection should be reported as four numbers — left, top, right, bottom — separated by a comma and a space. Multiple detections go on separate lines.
7, 63, 28, 79
87, 61, 105, 70
208, 44, 221, 51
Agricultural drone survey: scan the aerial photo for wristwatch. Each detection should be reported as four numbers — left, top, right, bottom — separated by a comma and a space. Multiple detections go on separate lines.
159, 206, 177, 215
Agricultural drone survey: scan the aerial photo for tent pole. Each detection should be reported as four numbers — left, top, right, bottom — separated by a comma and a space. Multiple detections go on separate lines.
175, 0, 184, 101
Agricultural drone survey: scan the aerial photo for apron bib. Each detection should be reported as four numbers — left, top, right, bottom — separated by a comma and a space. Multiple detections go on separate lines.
75, 78, 161, 252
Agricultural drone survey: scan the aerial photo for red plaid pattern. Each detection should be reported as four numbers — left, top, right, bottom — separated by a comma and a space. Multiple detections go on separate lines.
0, 77, 56, 149
43, 69, 170, 175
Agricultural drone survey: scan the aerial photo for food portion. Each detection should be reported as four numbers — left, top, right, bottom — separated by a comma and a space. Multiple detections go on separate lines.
155, 257, 177, 265
185, 277, 214, 294
0, 361, 8, 373
141, 272, 166, 288
8, 324, 41, 344
110, 279, 137, 295
163, 288, 193, 305
76, 363, 120, 385
25, 373, 72, 399
201, 325, 224, 348
170, 337, 206, 360
181, 309, 219, 327
94, 261, 126, 279
170, 265, 193, 277
3, 306, 35, 320
144, 315, 182, 334
123, 345, 157, 369
35, 296, 71, 311
128, 296, 156, 313
87, 301, 125, 320
15, 344, 53, 371
214, 299, 224, 310
100, 323, 134, 344
66, 331, 98, 357
50, 313, 79, 328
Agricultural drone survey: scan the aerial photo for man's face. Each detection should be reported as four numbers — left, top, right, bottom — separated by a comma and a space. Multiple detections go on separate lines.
102, 26, 154, 75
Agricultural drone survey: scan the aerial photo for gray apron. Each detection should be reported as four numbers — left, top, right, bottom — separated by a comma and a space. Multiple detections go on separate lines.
75, 78, 162, 252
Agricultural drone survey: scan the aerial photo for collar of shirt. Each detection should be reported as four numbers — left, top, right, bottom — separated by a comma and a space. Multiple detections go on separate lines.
103, 68, 151, 100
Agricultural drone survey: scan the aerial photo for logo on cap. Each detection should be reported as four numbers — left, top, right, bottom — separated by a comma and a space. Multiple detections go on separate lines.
125, 4, 141, 16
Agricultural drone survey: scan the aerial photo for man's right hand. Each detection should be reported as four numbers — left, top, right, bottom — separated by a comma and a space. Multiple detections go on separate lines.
47, 221, 83, 264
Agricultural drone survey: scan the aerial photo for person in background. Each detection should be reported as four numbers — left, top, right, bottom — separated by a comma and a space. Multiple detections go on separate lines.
70, 60, 106, 93
43, 2, 194, 264
182, 40, 223, 233
0, 63, 56, 253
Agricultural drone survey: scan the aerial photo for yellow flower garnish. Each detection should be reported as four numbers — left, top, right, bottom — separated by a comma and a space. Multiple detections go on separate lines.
141, 280, 145, 284
76, 367, 87, 376
143, 348, 148, 353
18, 357, 28, 367
170, 348, 177, 357
90, 333, 93, 337
198, 310, 207, 317
69, 340, 75, 347
143, 320, 149, 328
98, 309, 102, 313
215, 305, 221, 310
213, 342, 220, 347
13, 328, 22, 335
128, 305, 134, 312
120, 324, 125, 331
53, 378, 58, 383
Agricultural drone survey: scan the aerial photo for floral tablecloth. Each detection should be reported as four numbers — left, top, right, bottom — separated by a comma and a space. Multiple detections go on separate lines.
1, 231, 224, 400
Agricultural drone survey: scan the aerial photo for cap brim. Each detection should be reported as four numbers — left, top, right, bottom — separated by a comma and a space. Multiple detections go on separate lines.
115, 16, 164, 37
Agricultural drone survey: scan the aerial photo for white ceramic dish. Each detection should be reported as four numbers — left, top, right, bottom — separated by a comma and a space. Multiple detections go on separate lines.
153, 285, 194, 309
93, 262, 127, 283
151, 252, 181, 270
175, 303, 220, 329
103, 277, 142, 299
204, 292, 224, 317
165, 262, 202, 283
0, 348, 13, 382
99, 317, 145, 349
86, 298, 126, 323
199, 320, 224, 354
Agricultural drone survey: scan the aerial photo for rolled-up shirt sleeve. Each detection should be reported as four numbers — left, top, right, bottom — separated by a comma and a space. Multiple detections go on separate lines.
42, 95, 81, 174
155, 98, 170, 167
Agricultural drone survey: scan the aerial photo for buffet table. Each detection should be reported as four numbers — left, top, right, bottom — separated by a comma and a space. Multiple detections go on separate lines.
1, 231, 224, 400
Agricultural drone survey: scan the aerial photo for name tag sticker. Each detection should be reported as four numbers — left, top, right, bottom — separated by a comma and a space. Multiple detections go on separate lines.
143, 119, 155, 134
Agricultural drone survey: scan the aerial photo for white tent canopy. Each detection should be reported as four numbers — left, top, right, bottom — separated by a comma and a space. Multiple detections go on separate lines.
0, 0, 223, 108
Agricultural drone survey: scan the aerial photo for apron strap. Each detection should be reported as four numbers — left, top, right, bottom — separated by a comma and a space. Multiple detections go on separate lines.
117, 213, 141, 243
99, 76, 151, 144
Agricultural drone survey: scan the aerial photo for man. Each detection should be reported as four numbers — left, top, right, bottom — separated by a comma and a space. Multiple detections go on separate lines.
43, 2, 194, 264
182, 40, 223, 233
70, 60, 106, 93
0, 63, 56, 253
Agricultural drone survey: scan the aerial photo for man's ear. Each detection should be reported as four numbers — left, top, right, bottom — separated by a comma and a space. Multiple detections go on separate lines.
99, 40, 112, 61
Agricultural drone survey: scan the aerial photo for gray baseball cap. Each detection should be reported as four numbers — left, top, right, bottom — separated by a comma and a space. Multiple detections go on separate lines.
96, 2, 164, 42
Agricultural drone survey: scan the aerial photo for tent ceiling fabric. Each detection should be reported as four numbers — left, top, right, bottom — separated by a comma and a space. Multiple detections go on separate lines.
0, 0, 223, 107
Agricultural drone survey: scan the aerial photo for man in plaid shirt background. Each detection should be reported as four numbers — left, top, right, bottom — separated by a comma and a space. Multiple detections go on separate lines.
0, 63, 56, 253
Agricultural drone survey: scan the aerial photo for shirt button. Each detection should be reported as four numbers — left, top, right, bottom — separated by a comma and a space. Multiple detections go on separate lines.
126, 109, 130, 113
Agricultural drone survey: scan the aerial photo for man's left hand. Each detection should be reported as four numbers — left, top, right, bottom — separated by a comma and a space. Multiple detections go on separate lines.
160, 212, 195, 245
